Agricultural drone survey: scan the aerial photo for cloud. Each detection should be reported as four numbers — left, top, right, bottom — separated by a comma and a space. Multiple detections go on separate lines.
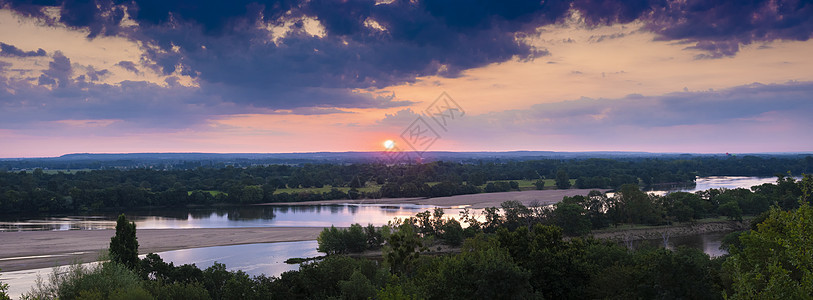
37, 51, 72, 88
115, 60, 141, 74
2, 0, 561, 110
80, 66, 110, 82
2, 0, 812, 117
377, 108, 422, 127
454, 81, 813, 137
571, 0, 813, 58
0, 53, 238, 131
0, 42, 46, 57
645, 0, 813, 58
123, 0, 559, 109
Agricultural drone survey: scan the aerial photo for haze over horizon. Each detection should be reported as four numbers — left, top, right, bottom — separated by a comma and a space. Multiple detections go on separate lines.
1, 0, 812, 157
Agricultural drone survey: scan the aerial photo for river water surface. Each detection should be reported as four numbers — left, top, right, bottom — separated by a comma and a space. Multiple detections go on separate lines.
0, 176, 779, 299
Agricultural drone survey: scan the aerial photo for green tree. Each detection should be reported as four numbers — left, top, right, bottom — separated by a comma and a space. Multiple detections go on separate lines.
467, 172, 486, 186
110, 214, 139, 270
0, 268, 10, 300
384, 224, 425, 275
553, 202, 591, 236
556, 169, 571, 189
617, 184, 663, 225
438, 218, 464, 246
23, 262, 150, 300
724, 200, 813, 298
339, 270, 377, 300
418, 244, 532, 299
501, 200, 530, 231
533, 179, 545, 190
718, 201, 743, 221
317, 224, 369, 255
380, 182, 400, 198
240, 185, 263, 204
400, 182, 419, 197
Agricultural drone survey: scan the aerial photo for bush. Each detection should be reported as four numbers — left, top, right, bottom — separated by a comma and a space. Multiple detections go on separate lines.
0, 269, 10, 300
318, 224, 377, 255
553, 203, 592, 236
439, 219, 464, 246
23, 262, 148, 300
143, 281, 210, 300
417, 246, 532, 299
718, 201, 743, 221
534, 180, 545, 190
338, 270, 377, 300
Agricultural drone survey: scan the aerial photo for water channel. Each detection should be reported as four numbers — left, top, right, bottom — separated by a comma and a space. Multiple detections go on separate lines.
0, 176, 783, 298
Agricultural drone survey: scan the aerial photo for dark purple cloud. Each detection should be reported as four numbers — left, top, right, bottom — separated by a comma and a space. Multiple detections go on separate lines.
37, 51, 71, 88
1, 0, 812, 113
0, 42, 47, 57
643, 0, 813, 58
80, 66, 110, 82
0, 0, 562, 110
115, 60, 140, 74
0, 52, 360, 131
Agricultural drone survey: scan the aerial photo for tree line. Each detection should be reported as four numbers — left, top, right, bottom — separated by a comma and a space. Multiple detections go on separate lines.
10, 174, 812, 299
1, 156, 811, 214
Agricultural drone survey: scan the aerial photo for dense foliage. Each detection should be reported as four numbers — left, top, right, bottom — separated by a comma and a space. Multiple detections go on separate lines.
723, 174, 813, 298
317, 224, 387, 255
19, 175, 813, 299
1, 156, 811, 214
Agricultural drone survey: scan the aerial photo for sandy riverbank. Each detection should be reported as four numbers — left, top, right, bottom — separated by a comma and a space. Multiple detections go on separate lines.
0, 227, 324, 272
1, 189, 606, 272
261, 188, 608, 209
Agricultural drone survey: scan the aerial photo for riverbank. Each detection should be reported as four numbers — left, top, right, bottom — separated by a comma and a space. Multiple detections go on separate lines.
0, 227, 324, 272
259, 188, 608, 209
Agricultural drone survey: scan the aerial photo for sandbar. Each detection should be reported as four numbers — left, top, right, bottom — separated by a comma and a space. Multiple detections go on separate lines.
0, 227, 323, 272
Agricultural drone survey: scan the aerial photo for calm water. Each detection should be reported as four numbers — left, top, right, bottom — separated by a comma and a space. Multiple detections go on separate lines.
2, 232, 732, 299
1, 241, 321, 299
0, 176, 774, 299
0, 204, 450, 232
0, 176, 784, 232
646, 176, 785, 196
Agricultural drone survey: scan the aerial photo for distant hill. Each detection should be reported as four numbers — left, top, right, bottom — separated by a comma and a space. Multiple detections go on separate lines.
1, 151, 810, 171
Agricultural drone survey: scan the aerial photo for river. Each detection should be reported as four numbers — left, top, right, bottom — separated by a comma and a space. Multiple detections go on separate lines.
0, 176, 780, 299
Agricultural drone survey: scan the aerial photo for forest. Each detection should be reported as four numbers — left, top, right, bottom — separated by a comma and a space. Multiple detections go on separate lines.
1, 156, 812, 214
8, 174, 812, 300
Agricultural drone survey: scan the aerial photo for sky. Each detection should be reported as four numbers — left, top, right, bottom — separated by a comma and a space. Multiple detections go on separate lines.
0, 0, 812, 157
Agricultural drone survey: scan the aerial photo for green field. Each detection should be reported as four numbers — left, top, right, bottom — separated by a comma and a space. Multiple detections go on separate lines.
478, 179, 576, 190
187, 190, 228, 196
181, 179, 583, 197
17, 169, 95, 174
273, 184, 381, 195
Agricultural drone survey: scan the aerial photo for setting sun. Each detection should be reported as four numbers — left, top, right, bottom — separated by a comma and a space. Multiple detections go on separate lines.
383, 140, 395, 150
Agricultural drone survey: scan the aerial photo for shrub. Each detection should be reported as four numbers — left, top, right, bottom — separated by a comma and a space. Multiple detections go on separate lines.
22, 262, 148, 300
318, 224, 376, 255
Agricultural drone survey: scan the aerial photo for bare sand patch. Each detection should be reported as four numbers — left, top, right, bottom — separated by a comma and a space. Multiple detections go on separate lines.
0, 227, 323, 272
